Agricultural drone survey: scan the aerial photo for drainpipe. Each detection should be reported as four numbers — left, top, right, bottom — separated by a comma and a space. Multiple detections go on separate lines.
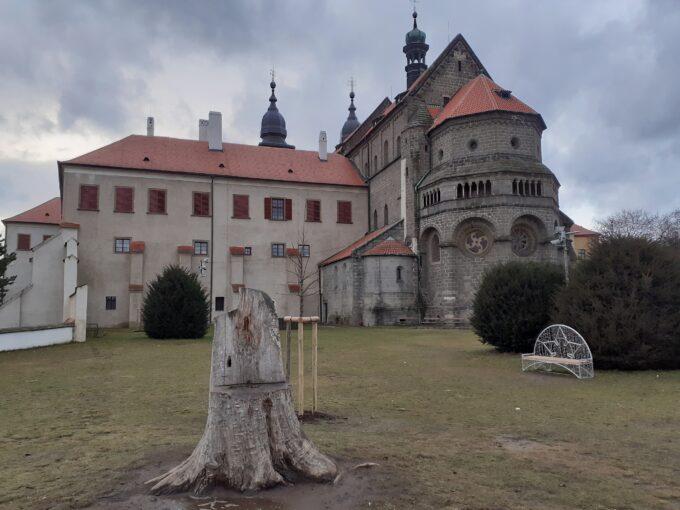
210, 176, 214, 321
317, 266, 322, 323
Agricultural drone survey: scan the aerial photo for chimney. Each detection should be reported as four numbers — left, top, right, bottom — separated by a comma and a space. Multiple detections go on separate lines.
208, 111, 222, 151
146, 117, 154, 136
318, 130, 328, 161
198, 119, 209, 141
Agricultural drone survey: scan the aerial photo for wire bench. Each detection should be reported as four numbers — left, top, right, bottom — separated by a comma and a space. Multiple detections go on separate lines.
521, 324, 594, 379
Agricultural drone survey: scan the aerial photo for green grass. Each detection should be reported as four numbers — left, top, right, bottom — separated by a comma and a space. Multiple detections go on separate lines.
0, 327, 678, 509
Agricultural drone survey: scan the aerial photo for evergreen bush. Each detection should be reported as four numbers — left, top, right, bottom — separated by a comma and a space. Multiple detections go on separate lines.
553, 237, 680, 370
471, 261, 564, 352
142, 265, 210, 339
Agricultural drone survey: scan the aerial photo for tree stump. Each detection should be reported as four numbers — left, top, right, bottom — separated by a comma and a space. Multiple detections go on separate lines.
147, 289, 337, 495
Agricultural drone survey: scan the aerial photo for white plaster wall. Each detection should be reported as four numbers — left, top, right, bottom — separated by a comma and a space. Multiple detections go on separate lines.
0, 326, 73, 352
61, 165, 368, 327
19, 234, 64, 326
3, 222, 59, 298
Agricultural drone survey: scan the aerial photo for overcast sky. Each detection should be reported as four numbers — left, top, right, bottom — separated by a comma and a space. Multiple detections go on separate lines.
1, 0, 679, 230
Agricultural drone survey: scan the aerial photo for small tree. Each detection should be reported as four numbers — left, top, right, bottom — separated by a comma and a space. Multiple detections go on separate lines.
553, 237, 680, 370
471, 261, 565, 353
287, 229, 318, 317
0, 234, 16, 305
597, 208, 680, 246
142, 265, 210, 339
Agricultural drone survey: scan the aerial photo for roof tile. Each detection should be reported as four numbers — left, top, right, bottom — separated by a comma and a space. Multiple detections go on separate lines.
3, 197, 61, 225
363, 239, 415, 257
319, 223, 395, 266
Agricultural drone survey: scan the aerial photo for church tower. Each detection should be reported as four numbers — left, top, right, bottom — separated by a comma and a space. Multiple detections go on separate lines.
259, 78, 294, 149
340, 84, 360, 142
403, 10, 429, 88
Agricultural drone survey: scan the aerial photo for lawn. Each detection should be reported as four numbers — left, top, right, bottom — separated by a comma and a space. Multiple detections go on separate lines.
0, 327, 678, 509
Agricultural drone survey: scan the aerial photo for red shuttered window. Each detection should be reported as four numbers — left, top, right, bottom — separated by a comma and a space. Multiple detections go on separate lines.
148, 189, 167, 214
17, 233, 30, 251
337, 201, 352, 224
79, 185, 99, 211
233, 195, 249, 219
114, 186, 134, 213
265, 197, 292, 221
193, 192, 210, 216
306, 200, 321, 222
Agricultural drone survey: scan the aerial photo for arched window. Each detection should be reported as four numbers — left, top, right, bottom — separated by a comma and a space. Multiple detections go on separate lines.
384, 204, 389, 226
437, 189, 441, 202
373, 209, 378, 230
536, 181, 542, 196
373, 155, 378, 172
431, 233, 440, 262
464, 182, 470, 198
457, 184, 463, 199
471, 182, 477, 196
396, 136, 401, 158
478, 181, 484, 196
519, 180, 524, 195
512, 179, 517, 195
383, 140, 389, 164
364, 162, 369, 175
485, 180, 492, 195
396, 266, 402, 282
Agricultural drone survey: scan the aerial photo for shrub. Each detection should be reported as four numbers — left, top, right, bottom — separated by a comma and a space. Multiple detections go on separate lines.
471, 261, 565, 352
553, 237, 680, 370
142, 265, 210, 339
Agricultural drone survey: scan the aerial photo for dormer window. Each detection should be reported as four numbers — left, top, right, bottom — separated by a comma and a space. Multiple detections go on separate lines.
496, 89, 512, 99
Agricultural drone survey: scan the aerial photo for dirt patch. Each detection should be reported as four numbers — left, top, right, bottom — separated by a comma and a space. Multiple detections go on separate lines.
495, 435, 558, 454
84, 450, 390, 510
298, 411, 342, 424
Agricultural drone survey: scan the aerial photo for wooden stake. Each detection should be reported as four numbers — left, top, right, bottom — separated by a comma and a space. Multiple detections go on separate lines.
312, 321, 318, 414
285, 320, 291, 380
297, 321, 304, 416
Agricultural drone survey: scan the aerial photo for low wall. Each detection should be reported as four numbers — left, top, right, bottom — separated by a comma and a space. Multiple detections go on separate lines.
0, 324, 74, 352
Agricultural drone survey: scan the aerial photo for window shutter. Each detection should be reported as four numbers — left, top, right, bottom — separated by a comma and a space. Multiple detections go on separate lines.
17, 234, 30, 251
193, 192, 210, 216
285, 199, 292, 221
149, 189, 166, 213
306, 200, 321, 222
264, 197, 272, 219
79, 185, 98, 210
337, 201, 352, 224
115, 187, 133, 213
233, 195, 249, 219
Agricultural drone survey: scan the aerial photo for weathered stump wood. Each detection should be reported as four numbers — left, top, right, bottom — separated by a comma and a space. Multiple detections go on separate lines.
147, 289, 337, 495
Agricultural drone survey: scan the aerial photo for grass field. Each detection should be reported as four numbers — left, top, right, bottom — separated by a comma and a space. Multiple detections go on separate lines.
0, 327, 678, 509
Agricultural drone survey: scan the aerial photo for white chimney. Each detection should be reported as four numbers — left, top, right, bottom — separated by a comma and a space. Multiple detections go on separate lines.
198, 119, 209, 141
146, 117, 154, 136
208, 111, 222, 151
318, 130, 328, 161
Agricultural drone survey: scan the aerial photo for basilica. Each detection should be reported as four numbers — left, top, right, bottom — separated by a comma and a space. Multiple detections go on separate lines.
1, 10, 571, 329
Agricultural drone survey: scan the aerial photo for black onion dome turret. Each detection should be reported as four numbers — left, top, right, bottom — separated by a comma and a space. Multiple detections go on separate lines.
259, 80, 294, 149
341, 90, 361, 142
405, 11, 426, 44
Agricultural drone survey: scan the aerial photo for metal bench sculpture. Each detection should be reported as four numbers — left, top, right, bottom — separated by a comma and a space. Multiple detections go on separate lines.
521, 324, 594, 379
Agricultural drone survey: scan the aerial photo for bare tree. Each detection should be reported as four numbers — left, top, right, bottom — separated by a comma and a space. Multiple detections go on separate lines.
287, 228, 318, 317
596, 208, 680, 246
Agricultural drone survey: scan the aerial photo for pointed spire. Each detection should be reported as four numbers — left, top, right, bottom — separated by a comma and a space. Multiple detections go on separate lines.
341, 78, 361, 142
403, 5, 429, 89
259, 74, 294, 149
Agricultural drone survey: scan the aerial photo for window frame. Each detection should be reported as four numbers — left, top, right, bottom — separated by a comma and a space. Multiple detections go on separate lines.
271, 198, 285, 221
305, 199, 321, 222
192, 191, 211, 217
114, 237, 131, 254
105, 296, 117, 311
215, 296, 225, 312
271, 243, 285, 258
298, 244, 310, 258
147, 188, 167, 214
337, 200, 352, 224
193, 240, 209, 256
244, 246, 252, 256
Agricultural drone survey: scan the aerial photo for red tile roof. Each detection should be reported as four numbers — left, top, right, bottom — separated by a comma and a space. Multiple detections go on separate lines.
3, 197, 61, 225
427, 107, 441, 119
63, 135, 366, 187
430, 75, 541, 131
569, 224, 599, 237
319, 223, 395, 267
363, 239, 415, 257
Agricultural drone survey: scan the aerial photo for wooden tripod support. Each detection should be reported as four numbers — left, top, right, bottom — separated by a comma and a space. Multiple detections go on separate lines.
283, 315, 319, 416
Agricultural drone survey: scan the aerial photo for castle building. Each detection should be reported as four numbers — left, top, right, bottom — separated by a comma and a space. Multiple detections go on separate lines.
1, 10, 571, 329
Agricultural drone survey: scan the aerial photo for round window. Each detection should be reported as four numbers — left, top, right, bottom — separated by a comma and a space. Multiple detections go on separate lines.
468, 139, 478, 151
464, 228, 491, 255
511, 225, 537, 256
511, 137, 520, 149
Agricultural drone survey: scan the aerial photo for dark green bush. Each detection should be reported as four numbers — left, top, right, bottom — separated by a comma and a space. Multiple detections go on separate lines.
553, 237, 680, 370
471, 261, 564, 352
142, 265, 210, 339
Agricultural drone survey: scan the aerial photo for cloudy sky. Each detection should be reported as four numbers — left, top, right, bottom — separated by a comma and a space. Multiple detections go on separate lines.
1, 0, 678, 229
